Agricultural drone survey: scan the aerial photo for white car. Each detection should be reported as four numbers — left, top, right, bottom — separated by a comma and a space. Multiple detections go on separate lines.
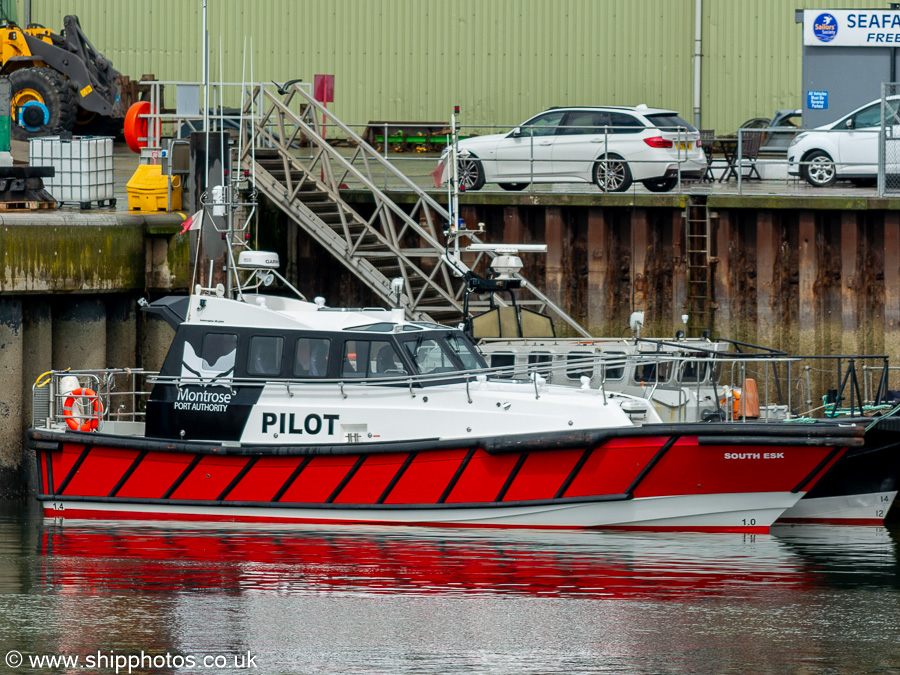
788, 97, 900, 187
439, 105, 706, 193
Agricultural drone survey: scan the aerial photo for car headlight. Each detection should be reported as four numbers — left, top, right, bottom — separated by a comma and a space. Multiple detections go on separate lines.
789, 133, 807, 148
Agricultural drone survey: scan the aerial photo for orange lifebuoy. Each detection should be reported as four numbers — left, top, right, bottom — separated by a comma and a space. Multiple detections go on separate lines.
63, 388, 103, 432
123, 101, 158, 153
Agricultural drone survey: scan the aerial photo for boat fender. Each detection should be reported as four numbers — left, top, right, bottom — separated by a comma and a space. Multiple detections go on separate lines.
62, 388, 103, 432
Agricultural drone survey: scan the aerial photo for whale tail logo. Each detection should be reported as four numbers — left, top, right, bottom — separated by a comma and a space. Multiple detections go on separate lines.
180, 342, 236, 385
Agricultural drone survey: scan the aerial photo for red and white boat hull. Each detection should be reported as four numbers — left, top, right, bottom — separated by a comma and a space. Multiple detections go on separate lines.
777, 490, 898, 526
30, 425, 855, 533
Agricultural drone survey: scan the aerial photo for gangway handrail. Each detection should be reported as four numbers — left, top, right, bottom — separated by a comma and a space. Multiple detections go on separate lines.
242, 83, 592, 338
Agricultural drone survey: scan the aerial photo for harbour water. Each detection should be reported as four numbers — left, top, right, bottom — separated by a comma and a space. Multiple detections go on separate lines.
1, 499, 899, 674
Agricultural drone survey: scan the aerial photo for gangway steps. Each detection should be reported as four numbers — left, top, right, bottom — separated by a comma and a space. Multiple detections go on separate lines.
240, 84, 593, 337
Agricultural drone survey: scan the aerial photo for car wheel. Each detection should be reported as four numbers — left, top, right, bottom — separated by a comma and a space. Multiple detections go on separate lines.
498, 182, 529, 191
457, 156, 485, 191
593, 155, 632, 192
850, 178, 877, 188
803, 150, 837, 187
642, 177, 678, 192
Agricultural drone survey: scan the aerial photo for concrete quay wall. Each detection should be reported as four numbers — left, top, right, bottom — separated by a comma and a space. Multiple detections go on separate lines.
0, 212, 187, 497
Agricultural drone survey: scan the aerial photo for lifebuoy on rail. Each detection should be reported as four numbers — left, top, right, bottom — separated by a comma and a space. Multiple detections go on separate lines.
123, 101, 158, 153
63, 388, 103, 432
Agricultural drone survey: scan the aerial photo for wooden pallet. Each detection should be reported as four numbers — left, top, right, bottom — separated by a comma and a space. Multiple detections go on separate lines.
0, 200, 56, 211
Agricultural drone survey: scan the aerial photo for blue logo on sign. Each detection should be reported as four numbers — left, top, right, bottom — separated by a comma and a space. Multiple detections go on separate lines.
813, 13, 838, 42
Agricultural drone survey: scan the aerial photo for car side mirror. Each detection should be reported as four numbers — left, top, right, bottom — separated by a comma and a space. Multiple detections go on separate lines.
845, 119, 854, 129
511, 127, 522, 137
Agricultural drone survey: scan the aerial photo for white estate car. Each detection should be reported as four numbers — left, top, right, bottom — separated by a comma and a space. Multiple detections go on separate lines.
788, 97, 900, 187
440, 105, 706, 193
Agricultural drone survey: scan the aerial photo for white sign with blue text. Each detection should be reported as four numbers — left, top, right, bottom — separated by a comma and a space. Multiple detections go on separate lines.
804, 9, 900, 46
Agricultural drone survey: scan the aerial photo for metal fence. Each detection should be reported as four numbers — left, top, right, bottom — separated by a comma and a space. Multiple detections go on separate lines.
879, 83, 900, 196
126, 80, 894, 199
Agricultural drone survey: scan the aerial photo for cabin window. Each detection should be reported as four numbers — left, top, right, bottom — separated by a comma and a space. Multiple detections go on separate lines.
342, 340, 370, 378
370, 341, 408, 376
566, 353, 593, 380
247, 335, 284, 377
634, 359, 670, 384
679, 356, 709, 383
405, 338, 457, 375
490, 353, 516, 377
528, 353, 552, 376
445, 334, 483, 370
600, 351, 626, 380
294, 337, 331, 377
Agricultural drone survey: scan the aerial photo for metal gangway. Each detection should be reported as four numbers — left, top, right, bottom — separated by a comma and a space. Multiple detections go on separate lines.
236, 83, 589, 335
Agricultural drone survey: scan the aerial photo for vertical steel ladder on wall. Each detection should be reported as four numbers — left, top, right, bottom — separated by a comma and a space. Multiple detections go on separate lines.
683, 195, 716, 334
239, 83, 590, 337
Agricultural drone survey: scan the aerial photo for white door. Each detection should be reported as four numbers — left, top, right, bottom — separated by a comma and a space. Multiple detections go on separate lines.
494, 111, 564, 180
838, 103, 880, 175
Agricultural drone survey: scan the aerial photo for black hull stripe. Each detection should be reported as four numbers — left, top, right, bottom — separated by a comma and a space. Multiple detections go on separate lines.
161, 455, 204, 499
36, 451, 44, 495
109, 450, 148, 498
377, 452, 417, 504
495, 453, 529, 502
555, 448, 594, 499
438, 447, 477, 504
792, 447, 842, 493
272, 456, 312, 503
624, 436, 679, 497
326, 456, 367, 503
55, 445, 93, 496
37, 492, 633, 510
46, 452, 54, 497
216, 457, 259, 501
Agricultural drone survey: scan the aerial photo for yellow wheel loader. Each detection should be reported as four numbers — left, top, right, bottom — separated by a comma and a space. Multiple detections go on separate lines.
0, 1, 145, 139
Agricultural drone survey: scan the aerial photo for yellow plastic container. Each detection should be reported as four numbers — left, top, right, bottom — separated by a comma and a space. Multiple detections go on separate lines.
126, 164, 182, 212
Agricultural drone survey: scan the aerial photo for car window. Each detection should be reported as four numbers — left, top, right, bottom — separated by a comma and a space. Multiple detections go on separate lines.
608, 112, 645, 134
521, 111, 565, 137
644, 113, 696, 133
560, 111, 608, 135
852, 104, 881, 129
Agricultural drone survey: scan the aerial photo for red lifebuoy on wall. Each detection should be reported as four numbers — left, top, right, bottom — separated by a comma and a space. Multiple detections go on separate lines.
123, 101, 158, 153
62, 388, 103, 432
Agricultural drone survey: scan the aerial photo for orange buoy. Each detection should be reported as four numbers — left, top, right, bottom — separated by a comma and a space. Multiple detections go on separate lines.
123, 101, 157, 153
62, 388, 103, 432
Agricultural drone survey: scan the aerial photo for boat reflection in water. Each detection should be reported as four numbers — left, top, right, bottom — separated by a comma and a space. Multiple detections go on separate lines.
37, 521, 899, 599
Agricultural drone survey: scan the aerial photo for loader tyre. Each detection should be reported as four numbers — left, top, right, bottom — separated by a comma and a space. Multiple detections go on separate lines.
9, 67, 77, 140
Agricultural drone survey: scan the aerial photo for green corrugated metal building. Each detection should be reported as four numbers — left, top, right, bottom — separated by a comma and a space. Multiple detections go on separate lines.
29, 0, 887, 133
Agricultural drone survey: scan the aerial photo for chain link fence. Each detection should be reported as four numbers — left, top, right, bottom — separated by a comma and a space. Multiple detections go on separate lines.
879, 83, 900, 196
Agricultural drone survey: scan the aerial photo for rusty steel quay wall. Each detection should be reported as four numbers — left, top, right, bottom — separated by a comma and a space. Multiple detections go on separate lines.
3, 195, 900, 496
0, 212, 187, 497
335, 190, 900, 359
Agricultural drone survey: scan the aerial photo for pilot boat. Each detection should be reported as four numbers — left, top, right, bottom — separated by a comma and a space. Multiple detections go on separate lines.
27, 272, 868, 532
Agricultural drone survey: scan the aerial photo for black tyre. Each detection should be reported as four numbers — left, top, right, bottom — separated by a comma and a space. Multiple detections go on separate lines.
9, 67, 77, 140
802, 150, 837, 187
850, 177, 877, 188
498, 182, 529, 191
457, 156, 485, 191
642, 177, 678, 192
593, 155, 632, 192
